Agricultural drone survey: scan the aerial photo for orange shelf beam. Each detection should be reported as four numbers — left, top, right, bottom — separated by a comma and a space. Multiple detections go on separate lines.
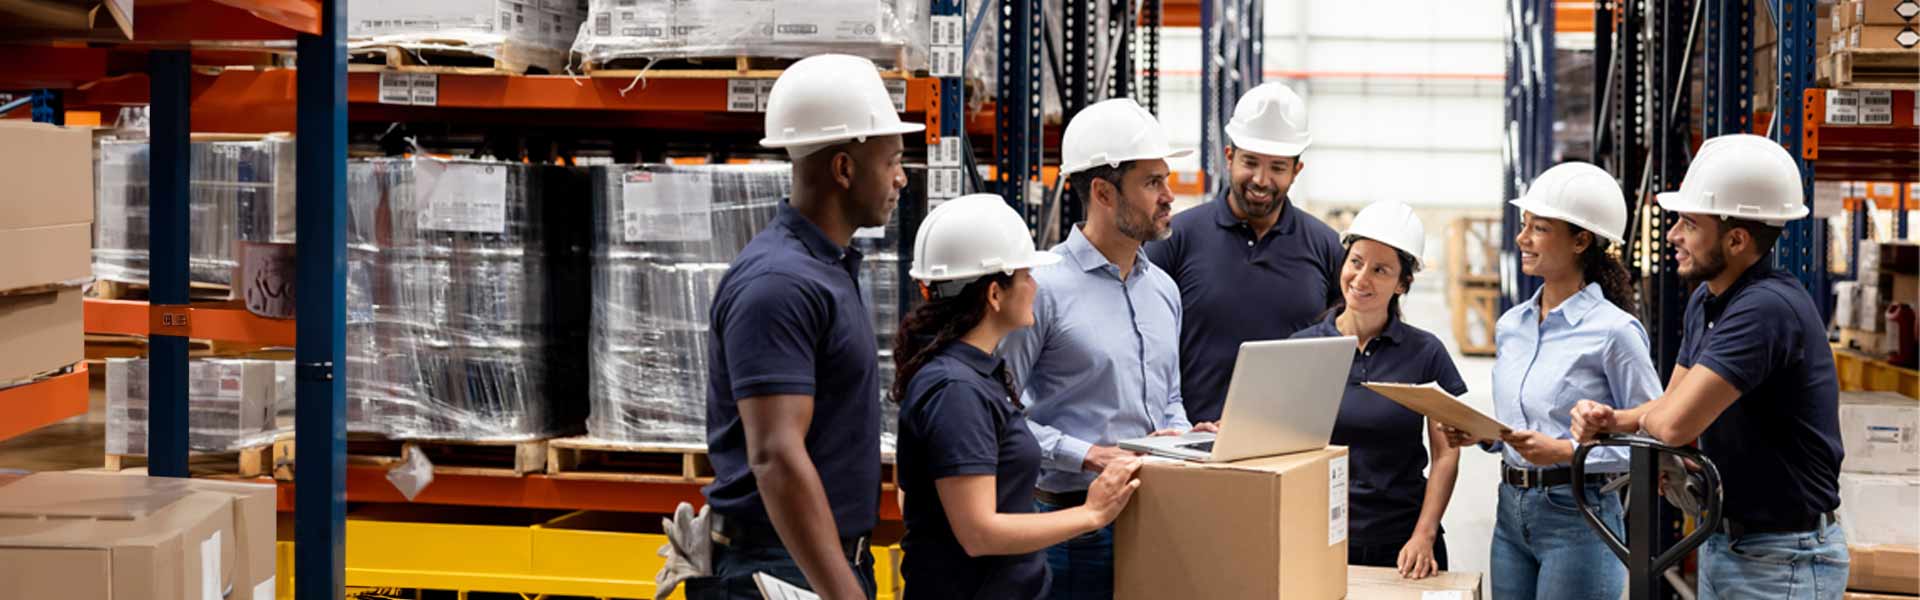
127, 0, 321, 40
0, 363, 90, 443
84, 298, 296, 347
69, 69, 947, 135
272, 466, 905, 521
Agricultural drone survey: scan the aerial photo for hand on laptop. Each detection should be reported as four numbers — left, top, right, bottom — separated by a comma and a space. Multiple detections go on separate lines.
1083, 445, 1145, 472
1191, 421, 1219, 433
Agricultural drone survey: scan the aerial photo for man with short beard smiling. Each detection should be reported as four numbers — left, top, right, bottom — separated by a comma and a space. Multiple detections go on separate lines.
1146, 82, 1344, 425
1571, 134, 1846, 600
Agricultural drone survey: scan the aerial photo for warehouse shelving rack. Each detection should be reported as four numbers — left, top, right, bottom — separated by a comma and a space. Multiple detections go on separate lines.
1506, 1, 1918, 598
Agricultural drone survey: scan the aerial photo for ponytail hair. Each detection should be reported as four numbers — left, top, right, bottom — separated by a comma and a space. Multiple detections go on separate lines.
890, 273, 1019, 406
1576, 230, 1638, 316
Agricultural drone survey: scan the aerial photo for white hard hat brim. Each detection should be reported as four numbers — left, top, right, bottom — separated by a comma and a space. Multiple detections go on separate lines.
1653, 190, 1809, 227
909, 250, 1063, 283
759, 121, 927, 149
1508, 196, 1627, 246
1061, 146, 1197, 175
1225, 123, 1309, 157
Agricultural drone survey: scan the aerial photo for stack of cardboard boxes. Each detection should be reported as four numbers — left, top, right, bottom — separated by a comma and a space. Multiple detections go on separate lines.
1833, 0, 1920, 51
1840, 240, 1920, 357
1835, 391, 1920, 599
0, 472, 276, 600
0, 121, 92, 387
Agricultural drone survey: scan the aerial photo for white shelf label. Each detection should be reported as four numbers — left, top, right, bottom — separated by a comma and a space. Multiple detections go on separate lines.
930, 137, 963, 167
379, 72, 413, 105
415, 160, 508, 234
622, 169, 715, 242
1826, 90, 1861, 125
410, 73, 439, 106
1328, 454, 1349, 546
931, 46, 963, 78
887, 79, 907, 113
930, 15, 962, 47
1859, 90, 1893, 125
728, 79, 760, 113
929, 167, 964, 199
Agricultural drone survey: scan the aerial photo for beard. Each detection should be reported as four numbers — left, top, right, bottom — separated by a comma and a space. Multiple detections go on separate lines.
1117, 202, 1171, 243
1230, 180, 1282, 220
1679, 242, 1729, 283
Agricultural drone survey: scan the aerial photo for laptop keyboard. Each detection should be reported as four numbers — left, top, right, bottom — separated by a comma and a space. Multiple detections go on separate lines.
1177, 440, 1215, 453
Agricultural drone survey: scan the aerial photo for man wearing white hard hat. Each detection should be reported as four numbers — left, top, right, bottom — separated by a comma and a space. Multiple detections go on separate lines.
893, 193, 1146, 600
1572, 134, 1846, 600
698, 54, 922, 600
1440, 161, 1660, 600
1288, 201, 1469, 580
999, 98, 1209, 600
1145, 82, 1344, 425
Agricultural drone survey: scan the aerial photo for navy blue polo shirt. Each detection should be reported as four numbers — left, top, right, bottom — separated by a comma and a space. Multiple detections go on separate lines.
898, 342, 1047, 599
1677, 261, 1843, 526
704, 200, 882, 539
1146, 196, 1345, 423
1292, 312, 1468, 544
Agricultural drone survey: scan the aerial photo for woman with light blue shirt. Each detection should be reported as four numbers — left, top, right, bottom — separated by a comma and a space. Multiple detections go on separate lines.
1443, 162, 1663, 600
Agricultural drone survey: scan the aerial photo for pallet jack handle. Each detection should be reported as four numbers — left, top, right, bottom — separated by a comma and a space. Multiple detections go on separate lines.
1572, 433, 1725, 599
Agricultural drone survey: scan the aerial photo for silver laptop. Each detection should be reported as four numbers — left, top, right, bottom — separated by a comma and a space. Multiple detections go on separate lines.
1120, 336, 1354, 462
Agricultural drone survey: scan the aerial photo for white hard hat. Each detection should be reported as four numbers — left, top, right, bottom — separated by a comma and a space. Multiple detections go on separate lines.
1224, 82, 1312, 157
1510, 161, 1629, 245
760, 54, 924, 150
1344, 200, 1426, 270
1059, 98, 1193, 176
1656, 134, 1809, 227
910, 194, 1062, 292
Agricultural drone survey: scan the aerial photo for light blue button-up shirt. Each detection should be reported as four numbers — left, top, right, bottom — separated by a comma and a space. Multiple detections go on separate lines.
1001, 226, 1192, 493
1490, 282, 1662, 473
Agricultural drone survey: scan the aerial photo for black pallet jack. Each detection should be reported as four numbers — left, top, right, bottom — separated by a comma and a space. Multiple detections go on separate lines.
1572, 434, 1726, 600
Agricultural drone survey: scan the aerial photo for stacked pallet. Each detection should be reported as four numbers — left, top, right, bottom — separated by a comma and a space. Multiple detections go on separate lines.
1837, 240, 1919, 359
1447, 216, 1502, 357
1837, 391, 1920, 598
345, 0, 589, 75
1819, 0, 1919, 90
572, 0, 925, 76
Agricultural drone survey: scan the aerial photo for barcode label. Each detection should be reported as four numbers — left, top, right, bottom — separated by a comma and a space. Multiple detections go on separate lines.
728, 79, 759, 112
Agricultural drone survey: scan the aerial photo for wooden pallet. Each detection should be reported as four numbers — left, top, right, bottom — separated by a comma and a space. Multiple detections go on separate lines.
274, 435, 549, 480
89, 278, 232, 301
347, 40, 556, 76
1829, 49, 1920, 90
1448, 216, 1504, 288
584, 50, 912, 80
1449, 284, 1501, 357
105, 442, 275, 478
546, 436, 900, 487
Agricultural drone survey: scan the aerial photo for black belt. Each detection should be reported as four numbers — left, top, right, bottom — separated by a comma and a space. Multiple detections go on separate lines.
1724, 512, 1838, 540
1033, 488, 1087, 507
1502, 463, 1614, 489
709, 513, 868, 563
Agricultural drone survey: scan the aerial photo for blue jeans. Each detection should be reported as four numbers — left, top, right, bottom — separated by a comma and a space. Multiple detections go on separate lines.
1698, 521, 1849, 600
1035, 499, 1112, 600
685, 540, 877, 600
1491, 482, 1628, 600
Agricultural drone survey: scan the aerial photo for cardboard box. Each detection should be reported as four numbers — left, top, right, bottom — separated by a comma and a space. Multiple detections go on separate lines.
1853, 0, 1920, 26
1841, 473, 1920, 547
1116, 447, 1350, 600
1850, 544, 1920, 595
1844, 593, 1919, 600
0, 121, 94, 294
0, 473, 237, 600
0, 287, 83, 383
1840, 392, 1919, 476
1846, 25, 1920, 49
1348, 566, 1484, 600
94, 473, 278, 600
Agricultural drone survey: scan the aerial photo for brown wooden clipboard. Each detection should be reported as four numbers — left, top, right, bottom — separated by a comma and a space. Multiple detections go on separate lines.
1362, 381, 1511, 441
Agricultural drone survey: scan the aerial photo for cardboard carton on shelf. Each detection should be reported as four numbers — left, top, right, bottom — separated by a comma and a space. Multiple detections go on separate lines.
1348, 566, 1484, 600
1850, 543, 1920, 595
1840, 391, 1920, 476
1842, 0, 1920, 27
1115, 447, 1350, 600
0, 471, 278, 600
1840, 473, 1920, 547
1844, 25, 1920, 49
0, 120, 94, 384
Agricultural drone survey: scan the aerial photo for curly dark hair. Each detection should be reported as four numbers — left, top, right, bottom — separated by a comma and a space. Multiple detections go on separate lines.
890, 273, 1019, 406
1574, 229, 1638, 316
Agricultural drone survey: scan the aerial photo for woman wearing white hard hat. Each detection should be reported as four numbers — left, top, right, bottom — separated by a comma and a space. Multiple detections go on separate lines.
1441, 162, 1661, 600
894, 194, 1143, 600
1288, 200, 1467, 580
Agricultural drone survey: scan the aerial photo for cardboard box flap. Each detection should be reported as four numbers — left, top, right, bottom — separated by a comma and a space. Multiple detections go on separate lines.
0, 472, 195, 520
0, 121, 94, 229
1165, 446, 1344, 475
